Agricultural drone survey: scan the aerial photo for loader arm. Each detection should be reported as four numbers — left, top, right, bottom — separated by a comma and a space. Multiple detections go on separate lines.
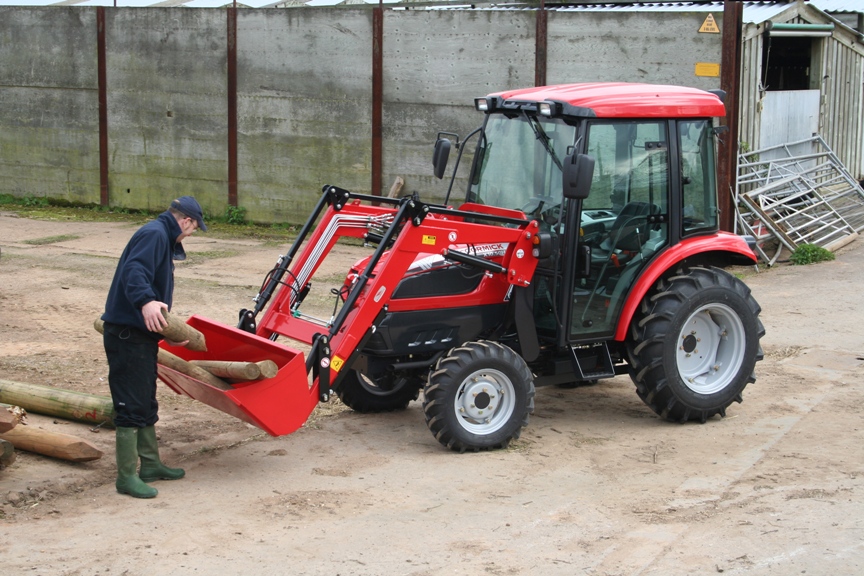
157, 186, 542, 436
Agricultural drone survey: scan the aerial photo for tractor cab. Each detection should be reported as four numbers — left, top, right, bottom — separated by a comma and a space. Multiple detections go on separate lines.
456, 84, 728, 356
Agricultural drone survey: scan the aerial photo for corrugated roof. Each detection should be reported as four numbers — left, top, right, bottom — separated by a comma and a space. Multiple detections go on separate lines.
809, 0, 864, 14
0, 0, 858, 17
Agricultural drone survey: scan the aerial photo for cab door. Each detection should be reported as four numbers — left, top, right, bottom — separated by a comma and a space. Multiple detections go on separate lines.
568, 120, 672, 342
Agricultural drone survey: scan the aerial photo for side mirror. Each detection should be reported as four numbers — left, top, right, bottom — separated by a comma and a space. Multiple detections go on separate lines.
433, 138, 451, 180
562, 153, 595, 200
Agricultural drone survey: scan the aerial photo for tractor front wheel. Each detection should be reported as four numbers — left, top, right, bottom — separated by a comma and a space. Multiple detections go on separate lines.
627, 266, 764, 423
423, 341, 534, 452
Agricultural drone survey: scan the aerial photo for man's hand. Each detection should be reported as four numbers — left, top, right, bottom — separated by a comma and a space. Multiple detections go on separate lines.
164, 339, 190, 347
141, 300, 169, 333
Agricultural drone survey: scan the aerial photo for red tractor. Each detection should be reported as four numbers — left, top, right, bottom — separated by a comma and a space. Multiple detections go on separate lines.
157, 82, 764, 452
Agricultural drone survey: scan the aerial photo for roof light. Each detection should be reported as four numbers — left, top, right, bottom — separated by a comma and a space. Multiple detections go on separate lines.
474, 97, 490, 112
539, 101, 561, 117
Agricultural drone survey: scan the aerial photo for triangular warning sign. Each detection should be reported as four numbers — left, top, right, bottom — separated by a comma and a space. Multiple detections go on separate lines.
700, 13, 720, 34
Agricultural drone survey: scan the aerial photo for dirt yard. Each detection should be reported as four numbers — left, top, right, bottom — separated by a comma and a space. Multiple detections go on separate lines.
1, 210, 862, 575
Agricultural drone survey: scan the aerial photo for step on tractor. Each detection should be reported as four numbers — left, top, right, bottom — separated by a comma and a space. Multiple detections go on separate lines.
157, 82, 765, 452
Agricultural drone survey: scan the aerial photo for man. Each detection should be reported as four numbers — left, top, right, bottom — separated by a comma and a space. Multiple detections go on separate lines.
101, 196, 207, 499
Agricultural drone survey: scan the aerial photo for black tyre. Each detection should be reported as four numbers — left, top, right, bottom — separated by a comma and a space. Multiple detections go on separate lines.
336, 369, 422, 413
423, 341, 535, 452
627, 266, 764, 423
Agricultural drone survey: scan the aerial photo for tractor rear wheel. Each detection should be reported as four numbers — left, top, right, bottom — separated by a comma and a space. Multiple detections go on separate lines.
336, 369, 422, 413
423, 341, 534, 452
627, 266, 764, 423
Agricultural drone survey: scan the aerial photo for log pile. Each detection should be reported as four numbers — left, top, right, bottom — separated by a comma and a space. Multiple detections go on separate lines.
93, 317, 281, 389
1, 405, 26, 469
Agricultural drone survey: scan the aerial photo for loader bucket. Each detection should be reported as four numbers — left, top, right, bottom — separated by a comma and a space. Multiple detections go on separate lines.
156, 315, 319, 436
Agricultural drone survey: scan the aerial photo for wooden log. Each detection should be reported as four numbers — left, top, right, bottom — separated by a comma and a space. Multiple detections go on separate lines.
190, 359, 279, 381
387, 176, 405, 199
0, 381, 115, 429
95, 314, 207, 352
1, 405, 24, 433
157, 350, 233, 391
160, 310, 208, 351
0, 426, 102, 462
95, 318, 231, 391
0, 438, 14, 469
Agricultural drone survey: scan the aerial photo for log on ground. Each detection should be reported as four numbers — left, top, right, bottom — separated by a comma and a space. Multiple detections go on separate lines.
1, 405, 25, 433
0, 426, 103, 462
0, 380, 114, 429
0, 438, 15, 468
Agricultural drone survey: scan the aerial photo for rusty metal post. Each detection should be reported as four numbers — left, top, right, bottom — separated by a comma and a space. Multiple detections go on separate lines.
535, 1, 547, 87
227, 7, 238, 207
718, 0, 743, 232
97, 7, 109, 206
372, 4, 384, 197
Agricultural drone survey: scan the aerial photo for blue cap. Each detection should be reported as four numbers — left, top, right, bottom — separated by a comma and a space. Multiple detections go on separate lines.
170, 196, 207, 232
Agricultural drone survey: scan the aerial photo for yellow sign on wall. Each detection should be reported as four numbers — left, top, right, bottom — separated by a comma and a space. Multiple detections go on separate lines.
699, 13, 720, 34
695, 62, 721, 77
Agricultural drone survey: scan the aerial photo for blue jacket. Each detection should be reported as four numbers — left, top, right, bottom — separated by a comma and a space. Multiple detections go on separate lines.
102, 211, 186, 334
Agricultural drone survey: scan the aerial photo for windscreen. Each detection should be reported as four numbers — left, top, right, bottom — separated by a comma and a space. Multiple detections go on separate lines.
467, 113, 578, 216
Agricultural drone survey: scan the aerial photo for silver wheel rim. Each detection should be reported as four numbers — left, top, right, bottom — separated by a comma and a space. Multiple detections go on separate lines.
676, 303, 746, 395
452, 368, 516, 435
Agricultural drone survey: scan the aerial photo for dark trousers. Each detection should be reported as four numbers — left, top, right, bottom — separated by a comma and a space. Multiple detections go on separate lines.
103, 322, 160, 428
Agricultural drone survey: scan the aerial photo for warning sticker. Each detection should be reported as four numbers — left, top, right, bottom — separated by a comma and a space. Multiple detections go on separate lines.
331, 356, 344, 372
699, 13, 720, 34
695, 62, 721, 77
422, 235, 436, 246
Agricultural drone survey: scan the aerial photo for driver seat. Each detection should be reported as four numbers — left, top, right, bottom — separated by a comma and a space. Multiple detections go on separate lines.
598, 201, 659, 255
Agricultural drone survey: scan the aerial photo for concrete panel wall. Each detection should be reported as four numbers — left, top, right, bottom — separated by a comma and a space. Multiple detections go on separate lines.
382, 10, 536, 205
0, 7, 99, 203
0, 6, 733, 225
105, 8, 228, 216
237, 9, 373, 222
547, 11, 723, 91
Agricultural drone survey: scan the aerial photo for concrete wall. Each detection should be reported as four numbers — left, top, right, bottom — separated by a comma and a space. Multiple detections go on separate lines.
547, 11, 723, 90
382, 10, 537, 205
106, 9, 229, 215
0, 8, 100, 204
237, 9, 374, 221
0, 6, 727, 224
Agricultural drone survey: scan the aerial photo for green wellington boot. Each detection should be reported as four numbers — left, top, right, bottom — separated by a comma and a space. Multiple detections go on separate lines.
115, 427, 158, 498
138, 425, 185, 482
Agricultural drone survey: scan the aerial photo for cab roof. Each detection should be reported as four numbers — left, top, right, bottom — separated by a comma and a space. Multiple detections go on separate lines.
489, 82, 726, 119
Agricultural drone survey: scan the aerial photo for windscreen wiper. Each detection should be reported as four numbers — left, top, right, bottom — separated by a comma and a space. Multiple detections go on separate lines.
524, 111, 563, 171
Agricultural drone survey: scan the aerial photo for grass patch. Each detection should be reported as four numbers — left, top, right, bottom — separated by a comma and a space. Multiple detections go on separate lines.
182, 250, 240, 265
0, 194, 302, 242
22, 234, 81, 246
790, 244, 835, 265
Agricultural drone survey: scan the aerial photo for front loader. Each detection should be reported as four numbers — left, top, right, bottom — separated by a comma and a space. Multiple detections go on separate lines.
157, 82, 764, 452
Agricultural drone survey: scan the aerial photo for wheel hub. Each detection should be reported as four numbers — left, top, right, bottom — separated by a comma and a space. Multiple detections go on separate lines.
676, 303, 746, 395
454, 369, 516, 433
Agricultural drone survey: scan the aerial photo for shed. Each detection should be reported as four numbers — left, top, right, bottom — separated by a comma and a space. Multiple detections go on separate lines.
739, 0, 864, 179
